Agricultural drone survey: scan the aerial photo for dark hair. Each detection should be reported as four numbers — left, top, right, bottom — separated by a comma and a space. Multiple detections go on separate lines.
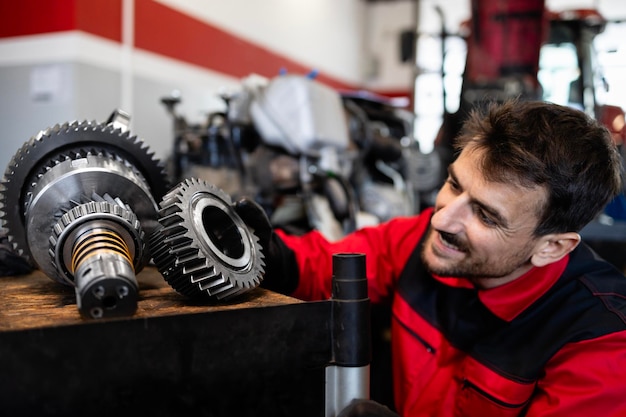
455, 100, 623, 235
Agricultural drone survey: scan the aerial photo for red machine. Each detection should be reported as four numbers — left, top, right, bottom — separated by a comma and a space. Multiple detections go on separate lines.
436, 0, 626, 151
462, 0, 545, 103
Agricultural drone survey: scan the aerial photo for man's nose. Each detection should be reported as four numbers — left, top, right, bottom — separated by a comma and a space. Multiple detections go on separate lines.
431, 194, 469, 234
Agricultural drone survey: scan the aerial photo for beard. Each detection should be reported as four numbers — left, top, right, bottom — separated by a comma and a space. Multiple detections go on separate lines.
420, 227, 535, 280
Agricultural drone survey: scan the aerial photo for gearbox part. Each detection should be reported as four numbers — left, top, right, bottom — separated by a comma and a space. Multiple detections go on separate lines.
51, 200, 143, 319
0, 112, 167, 319
75, 250, 138, 320
1, 117, 167, 263
149, 178, 265, 301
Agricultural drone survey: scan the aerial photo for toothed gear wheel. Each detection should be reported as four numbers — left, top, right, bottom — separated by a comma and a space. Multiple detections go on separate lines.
0, 119, 168, 264
48, 197, 145, 286
149, 178, 265, 300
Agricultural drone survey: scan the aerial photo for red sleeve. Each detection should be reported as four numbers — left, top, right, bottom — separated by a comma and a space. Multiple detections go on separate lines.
525, 330, 626, 416
277, 208, 432, 303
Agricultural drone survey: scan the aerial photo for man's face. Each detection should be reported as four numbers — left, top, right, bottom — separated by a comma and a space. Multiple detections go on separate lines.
421, 145, 548, 287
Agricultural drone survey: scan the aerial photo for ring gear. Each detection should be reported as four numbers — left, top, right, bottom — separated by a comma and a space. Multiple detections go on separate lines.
149, 178, 265, 300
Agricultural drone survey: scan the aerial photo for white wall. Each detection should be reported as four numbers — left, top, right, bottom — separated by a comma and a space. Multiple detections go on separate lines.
156, 0, 367, 85
361, 0, 418, 92
0, 32, 239, 172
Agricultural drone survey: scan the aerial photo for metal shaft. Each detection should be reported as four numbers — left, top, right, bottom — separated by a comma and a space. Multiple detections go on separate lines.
325, 253, 371, 417
71, 227, 138, 319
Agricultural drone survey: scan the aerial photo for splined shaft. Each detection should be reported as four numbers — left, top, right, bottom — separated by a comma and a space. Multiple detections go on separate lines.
69, 226, 138, 319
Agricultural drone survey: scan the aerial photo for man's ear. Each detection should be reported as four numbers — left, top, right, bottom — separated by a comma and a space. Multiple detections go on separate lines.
531, 232, 581, 267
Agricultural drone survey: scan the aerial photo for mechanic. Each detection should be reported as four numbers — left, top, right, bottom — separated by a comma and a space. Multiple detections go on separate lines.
235, 100, 626, 416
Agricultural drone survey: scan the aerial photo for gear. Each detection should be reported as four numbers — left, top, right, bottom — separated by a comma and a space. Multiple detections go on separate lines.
49, 198, 144, 319
49, 196, 145, 285
0, 119, 168, 263
0, 111, 167, 318
150, 178, 265, 300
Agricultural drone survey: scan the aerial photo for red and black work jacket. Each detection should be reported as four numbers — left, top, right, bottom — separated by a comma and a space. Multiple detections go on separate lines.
278, 207, 626, 416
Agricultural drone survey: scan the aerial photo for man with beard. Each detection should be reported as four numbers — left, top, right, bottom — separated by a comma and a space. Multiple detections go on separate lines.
235, 100, 626, 416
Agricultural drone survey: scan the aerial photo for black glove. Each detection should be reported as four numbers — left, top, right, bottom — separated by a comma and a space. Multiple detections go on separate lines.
234, 198, 299, 294
337, 399, 399, 417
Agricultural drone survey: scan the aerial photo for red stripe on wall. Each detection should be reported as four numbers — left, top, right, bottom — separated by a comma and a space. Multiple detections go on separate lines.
0, 0, 121, 41
0, 0, 76, 37
76, 0, 122, 42
133, 0, 355, 90
0, 0, 376, 92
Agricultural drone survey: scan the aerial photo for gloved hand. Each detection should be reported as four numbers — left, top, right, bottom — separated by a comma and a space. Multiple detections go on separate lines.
234, 198, 299, 294
337, 399, 400, 417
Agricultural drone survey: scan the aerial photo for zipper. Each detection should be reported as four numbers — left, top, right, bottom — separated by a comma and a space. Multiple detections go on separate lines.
392, 312, 436, 353
462, 379, 529, 409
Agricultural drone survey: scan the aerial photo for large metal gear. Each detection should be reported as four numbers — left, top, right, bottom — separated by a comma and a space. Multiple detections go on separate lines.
0, 110, 168, 318
149, 178, 265, 301
1, 115, 167, 263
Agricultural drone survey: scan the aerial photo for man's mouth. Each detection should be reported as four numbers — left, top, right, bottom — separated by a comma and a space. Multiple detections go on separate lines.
439, 231, 468, 253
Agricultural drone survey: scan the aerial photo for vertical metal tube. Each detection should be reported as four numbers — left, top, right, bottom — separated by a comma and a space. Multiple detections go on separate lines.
325, 253, 371, 417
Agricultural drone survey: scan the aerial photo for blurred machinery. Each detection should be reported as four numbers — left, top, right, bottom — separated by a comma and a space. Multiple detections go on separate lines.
430, 0, 625, 173
160, 92, 249, 195
162, 73, 427, 242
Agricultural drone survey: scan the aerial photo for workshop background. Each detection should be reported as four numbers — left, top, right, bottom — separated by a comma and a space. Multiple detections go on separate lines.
1, 0, 626, 174
1, 0, 626, 414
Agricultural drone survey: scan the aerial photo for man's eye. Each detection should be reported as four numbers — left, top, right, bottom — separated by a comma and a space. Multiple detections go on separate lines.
446, 177, 459, 190
477, 209, 497, 227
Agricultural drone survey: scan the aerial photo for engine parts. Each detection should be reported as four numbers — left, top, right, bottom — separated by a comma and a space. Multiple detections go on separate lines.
249, 74, 350, 155
0, 110, 168, 318
149, 178, 265, 300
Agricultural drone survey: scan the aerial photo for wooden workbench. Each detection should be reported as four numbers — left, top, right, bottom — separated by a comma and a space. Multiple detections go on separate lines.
0, 267, 332, 417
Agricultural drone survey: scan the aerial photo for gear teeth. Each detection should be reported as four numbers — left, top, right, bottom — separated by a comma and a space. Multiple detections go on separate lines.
48, 200, 145, 284
0, 115, 169, 263
149, 178, 264, 301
